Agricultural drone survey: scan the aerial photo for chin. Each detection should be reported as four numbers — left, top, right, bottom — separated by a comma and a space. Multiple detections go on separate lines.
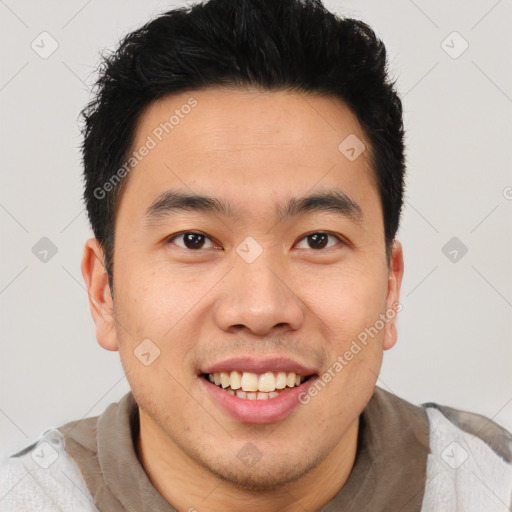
198, 449, 320, 492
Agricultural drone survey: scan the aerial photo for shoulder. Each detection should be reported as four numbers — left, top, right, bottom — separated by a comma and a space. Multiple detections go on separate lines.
423, 401, 512, 464
420, 400, 512, 511
0, 428, 98, 512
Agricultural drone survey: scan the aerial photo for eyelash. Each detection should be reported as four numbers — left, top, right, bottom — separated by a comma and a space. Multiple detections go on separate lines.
166, 231, 345, 251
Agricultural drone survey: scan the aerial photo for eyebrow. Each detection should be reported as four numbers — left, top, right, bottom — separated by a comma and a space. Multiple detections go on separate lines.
144, 189, 363, 225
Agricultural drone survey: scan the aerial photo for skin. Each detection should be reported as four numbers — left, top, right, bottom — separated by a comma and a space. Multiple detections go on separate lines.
82, 87, 404, 512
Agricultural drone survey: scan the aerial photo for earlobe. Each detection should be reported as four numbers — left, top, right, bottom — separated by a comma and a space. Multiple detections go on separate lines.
383, 240, 404, 351
81, 238, 119, 351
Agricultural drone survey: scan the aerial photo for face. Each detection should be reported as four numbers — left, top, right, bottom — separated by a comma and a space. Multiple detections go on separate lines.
83, 87, 403, 490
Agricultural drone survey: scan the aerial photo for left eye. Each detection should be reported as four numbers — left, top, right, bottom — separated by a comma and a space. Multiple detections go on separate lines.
168, 232, 217, 250
295, 232, 342, 250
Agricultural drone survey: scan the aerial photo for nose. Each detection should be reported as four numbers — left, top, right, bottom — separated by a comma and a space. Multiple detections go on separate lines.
213, 255, 305, 336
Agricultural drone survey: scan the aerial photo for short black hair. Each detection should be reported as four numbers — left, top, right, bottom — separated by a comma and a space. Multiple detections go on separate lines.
81, 0, 405, 291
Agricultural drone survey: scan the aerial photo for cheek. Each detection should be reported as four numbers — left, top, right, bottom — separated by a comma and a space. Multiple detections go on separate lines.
114, 271, 197, 415
303, 263, 389, 335
115, 257, 203, 338
113, 258, 212, 388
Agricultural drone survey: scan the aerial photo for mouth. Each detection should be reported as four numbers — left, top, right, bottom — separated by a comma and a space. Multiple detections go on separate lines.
199, 369, 319, 424
200, 371, 316, 400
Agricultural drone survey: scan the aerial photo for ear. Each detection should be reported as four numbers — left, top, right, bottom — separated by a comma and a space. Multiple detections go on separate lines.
81, 238, 119, 351
382, 240, 404, 351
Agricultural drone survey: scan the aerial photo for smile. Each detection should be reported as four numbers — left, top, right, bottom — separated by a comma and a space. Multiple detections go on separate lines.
200, 369, 318, 424
203, 371, 312, 400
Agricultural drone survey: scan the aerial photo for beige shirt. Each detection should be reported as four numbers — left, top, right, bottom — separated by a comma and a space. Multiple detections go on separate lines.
56, 386, 431, 511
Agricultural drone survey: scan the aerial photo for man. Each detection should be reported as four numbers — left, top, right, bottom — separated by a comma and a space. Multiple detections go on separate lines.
1, 0, 511, 510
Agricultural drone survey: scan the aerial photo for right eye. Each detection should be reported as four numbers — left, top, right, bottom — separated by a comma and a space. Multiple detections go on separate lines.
166, 231, 220, 251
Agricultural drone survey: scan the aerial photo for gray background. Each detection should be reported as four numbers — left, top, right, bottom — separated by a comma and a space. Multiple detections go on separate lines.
1, 0, 511, 460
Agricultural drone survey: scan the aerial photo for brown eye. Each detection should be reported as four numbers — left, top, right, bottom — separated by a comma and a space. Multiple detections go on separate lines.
296, 232, 341, 250
168, 232, 216, 250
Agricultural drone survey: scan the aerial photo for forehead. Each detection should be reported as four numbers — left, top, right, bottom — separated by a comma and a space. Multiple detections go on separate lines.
120, 87, 378, 221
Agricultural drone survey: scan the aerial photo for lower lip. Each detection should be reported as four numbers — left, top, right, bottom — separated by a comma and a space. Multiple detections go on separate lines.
200, 375, 318, 424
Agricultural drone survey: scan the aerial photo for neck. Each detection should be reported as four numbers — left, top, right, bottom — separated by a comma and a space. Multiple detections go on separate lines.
136, 413, 359, 512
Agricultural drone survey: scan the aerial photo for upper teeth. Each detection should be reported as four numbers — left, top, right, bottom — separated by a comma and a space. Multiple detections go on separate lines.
208, 371, 305, 392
